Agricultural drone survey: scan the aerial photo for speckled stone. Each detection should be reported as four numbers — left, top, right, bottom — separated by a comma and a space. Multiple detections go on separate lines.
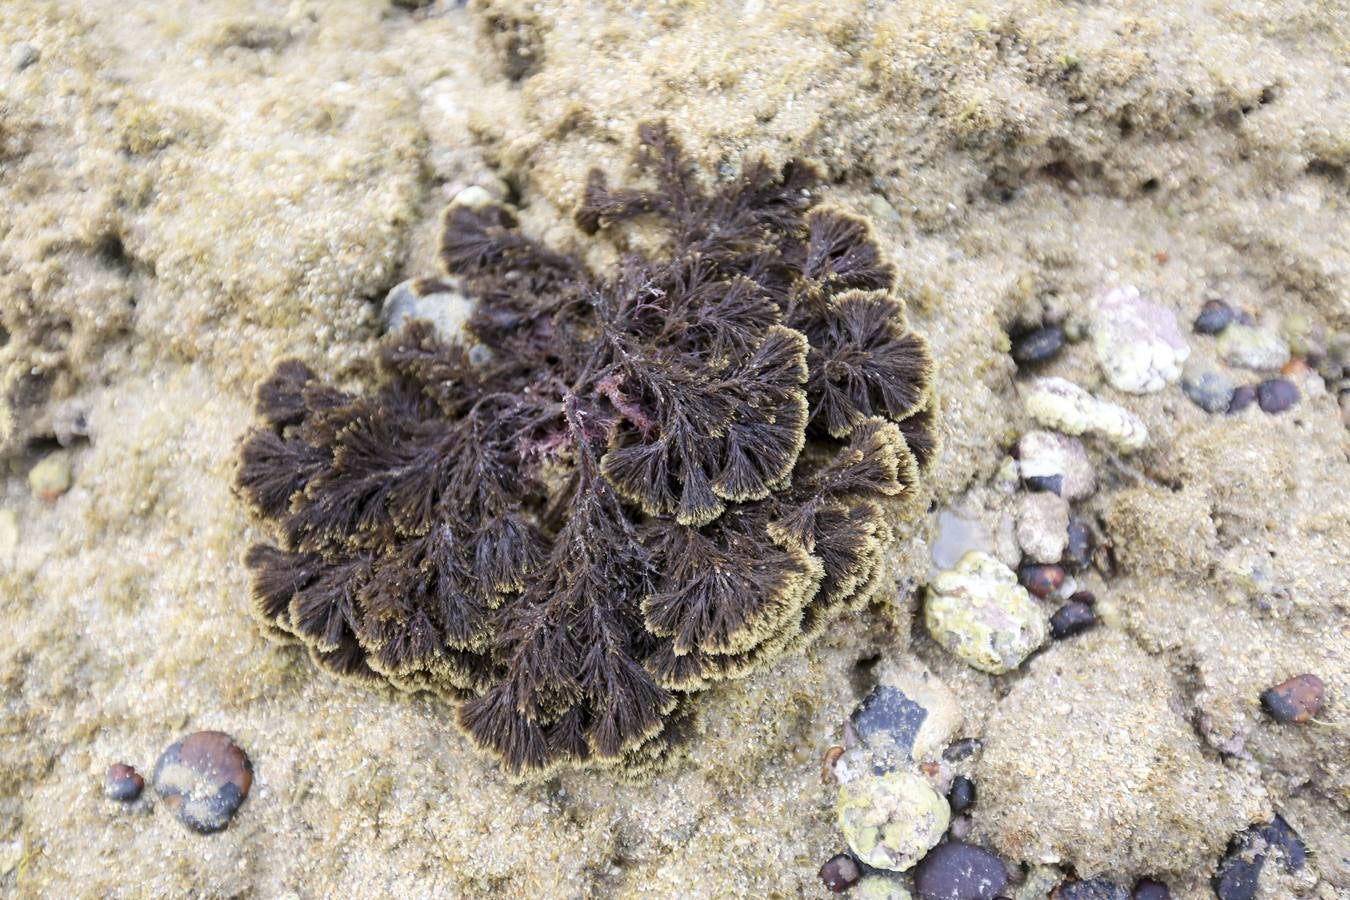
1213, 816, 1307, 900
855, 875, 914, 900
1058, 877, 1129, 900
1016, 431, 1095, 501
1024, 377, 1148, 453
819, 853, 862, 892
104, 763, 144, 802
153, 731, 253, 834
1016, 492, 1069, 564
911, 841, 1007, 900
1063, 519, 1095, 571
836, 772, 950, 871
1092, 286, 1190, 393
1217, 324, 1290, 371
925, 551, 1048, 674
1181, 363, 1236, 413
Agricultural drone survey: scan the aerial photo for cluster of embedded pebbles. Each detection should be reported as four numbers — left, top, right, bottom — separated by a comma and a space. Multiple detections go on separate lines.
103, 731, 252, 835
813, 284, 1337, 898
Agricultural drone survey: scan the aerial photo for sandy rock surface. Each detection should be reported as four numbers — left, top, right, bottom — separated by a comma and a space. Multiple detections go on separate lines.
2, 0, 1347, 896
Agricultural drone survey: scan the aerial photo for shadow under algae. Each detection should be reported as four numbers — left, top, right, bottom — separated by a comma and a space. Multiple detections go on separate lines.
234, 121, 939, 778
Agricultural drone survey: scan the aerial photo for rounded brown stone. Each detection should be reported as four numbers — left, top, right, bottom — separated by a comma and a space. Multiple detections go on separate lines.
104, 763, 145, 802
1260, 674, 1325, 724
153, 730, 253, 833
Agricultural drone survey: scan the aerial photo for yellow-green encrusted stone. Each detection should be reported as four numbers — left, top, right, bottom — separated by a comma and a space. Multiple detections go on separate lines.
924, 550, 1048, 674
836, 772, 949, 871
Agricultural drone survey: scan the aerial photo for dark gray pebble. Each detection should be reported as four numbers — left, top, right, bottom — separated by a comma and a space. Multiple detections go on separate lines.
1011, 326, 1065, 365
1018, 564, 1064, 598
1256, 378, 1299, 413
1213, 816, 1306, 900
851, 684, 928, 758
1131, 878, 1171, 900
913, 841, 1007, 900
153, 730, 253, 834
1226, 384, 1257, 414
1058, 878, 1129, 900
1260, 674, 1325, 724
104, 763, 144, 802
1063, 519, 1094, 571
1193, 299, 1235, 335
947, 776, 975, 814
942, 738, 982, 762
1182, 370, 1236, 413
1069, 589, 1096, 606
819, 853, 862, 893
1023, 473, 1063, 495
1050, 602, 1098, 640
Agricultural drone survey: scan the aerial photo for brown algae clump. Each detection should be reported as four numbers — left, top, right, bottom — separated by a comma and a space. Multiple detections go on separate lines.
234, 122, 939, 777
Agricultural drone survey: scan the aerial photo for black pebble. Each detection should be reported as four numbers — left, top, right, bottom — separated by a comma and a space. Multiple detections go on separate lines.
1227, 384, 1257, 414
104, 763, 144, 802
1050, 602, 1098, 640
1023, 473, 1063, 495
819, 853, 862, 893
942, 738, 982, 762
851, 684, 928, 758
947, 776, 976, 814
1068, 589, 1096, 606
1058, 878, 1130, 900
1063, 519, 1094, 571
1256, 378, 1299, 414
1018, 564, 1065, 598
1131, 879, 1171, 900
912, 841, 1007, 900
1213, 816, 1306, 900
1011, 326, 1065, 365
1193, 299, 1235, 335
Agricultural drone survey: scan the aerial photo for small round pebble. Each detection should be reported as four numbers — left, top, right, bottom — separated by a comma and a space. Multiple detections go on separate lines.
1023, 473, 1063, 495
1010, 326, 1065, 365
1256, 378, 1299, 413
1050, 601, 1098, 640
1068, 589, 1096, 606
1181, 367, 1236, 414
820, 853, 862, 893
911, 841, 1007, 900
1058, 877, 1130, 900
1131, 879, 1171, 900
104, 763, 144, 802
1063, 519, 1095, 571
947, 776, 975, 814
1193, 299, 1234, 335
1226, 384, 1257, 414
1018, 563, 1064, 598
153, 731, 253, 834
1260, 674, 1325, 724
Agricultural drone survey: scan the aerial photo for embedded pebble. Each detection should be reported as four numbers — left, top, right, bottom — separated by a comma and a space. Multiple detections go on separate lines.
836, 772, 950, 871
947, 776, 975, 814
1217, 323, 1290, 371
1011, 325, 1065, 365
1193, 299, 1235, 335
153, 731, 253, 833
104, 763, 144, 802
925, 551, 1048, 675
1017, 563, 1064, 598
855, 875, 914, 900
819, 853, 862, 892
1024, 377, 1148, 453
1213, 816, 1307, 900
1260, 674, 1325, 723
1131, 879, 1172, 900
1063, 519, 1094, 571
942, 738, 982, 762
1016, 492, 1069, 564
1050, 601, 1098, 639
1016, 431, 1095, 501
28, 452, 72, 501
911, 841, 1007, 900
381, 277, 477, 345
1058, 878, 1129, 900
931, 509, 997, 572
844, 663, 963, 775
1256, 378, 1298, 413
1181, 363, 1236, 413
1226, 384, 1257, 414
1092, 286, 1190, 393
